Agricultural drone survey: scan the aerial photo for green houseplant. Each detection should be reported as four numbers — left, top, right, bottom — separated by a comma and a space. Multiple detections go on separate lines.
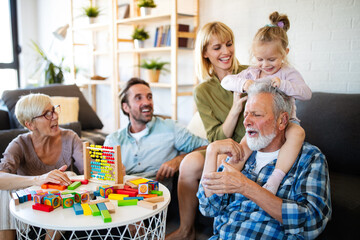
31, 41, 66, 85
139, 58, 169, 83
137, 0, 156, 16
131, 26, 150, 48
82, 4, 101, 23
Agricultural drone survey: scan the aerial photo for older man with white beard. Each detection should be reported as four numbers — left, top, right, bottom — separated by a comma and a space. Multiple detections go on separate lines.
197, 82, 331, 239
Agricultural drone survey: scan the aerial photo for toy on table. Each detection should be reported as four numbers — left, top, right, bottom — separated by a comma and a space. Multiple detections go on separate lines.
83, 142, 123, 184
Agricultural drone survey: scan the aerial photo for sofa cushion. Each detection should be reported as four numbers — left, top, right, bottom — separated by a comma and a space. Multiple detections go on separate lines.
0, 109, 10, 130
1, 84, 103, 130
296, 92, 360, 175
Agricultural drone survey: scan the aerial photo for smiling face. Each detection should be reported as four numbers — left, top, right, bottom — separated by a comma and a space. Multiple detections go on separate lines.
253, 41, 287, 77
243, 93, 284, 152
29, 103, 60, 137
122, 84, 153, 131
203, 34, 234, 80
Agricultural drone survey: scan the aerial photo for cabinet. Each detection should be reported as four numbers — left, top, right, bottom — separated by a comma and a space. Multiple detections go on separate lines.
68, 0, 115, 112
113, 0, 199, 129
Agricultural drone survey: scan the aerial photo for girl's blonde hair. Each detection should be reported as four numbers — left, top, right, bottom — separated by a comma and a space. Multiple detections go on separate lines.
15, 93, 52, 128
251, 12, 290, 65
195, 22, 240, 82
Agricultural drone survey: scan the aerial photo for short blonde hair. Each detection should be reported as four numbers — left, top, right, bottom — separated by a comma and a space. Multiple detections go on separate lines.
250, 11, 290, 65
15, 93, 52, 128
195, 22, 241, 82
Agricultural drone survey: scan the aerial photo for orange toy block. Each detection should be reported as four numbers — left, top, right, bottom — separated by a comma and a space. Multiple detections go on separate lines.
143, 196, 164, 203
41, 183, 67, 190
137, 194, 158, 198
137, 200, 157, 210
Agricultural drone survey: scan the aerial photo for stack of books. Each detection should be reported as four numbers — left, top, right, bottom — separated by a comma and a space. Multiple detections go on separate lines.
153, 24, 189, 48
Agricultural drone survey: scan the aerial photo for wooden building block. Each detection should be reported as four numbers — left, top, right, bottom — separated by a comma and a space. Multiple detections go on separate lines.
73, 203, 83, 215
112, 184, 125, 190
12, 192, 19, 205
104, 202, 115, 214
101, 210, 112, 223
41, 183, 67, 191
125, 181, 138, 189
150, 190, 163, 196
32, 203, 54, 212
97, 202, 107, 211
118, 199, 138, 206
124, 196, 144, 201
88, 198, 110, 205
115, 189, 137, 197
137, 194, 158, 198
108, 193, 128, 200
89, 204, 101, 216
67, 181, 81, 190
137, 200, 157, 210
143, 196, 164, 203
81, 203, 92, 216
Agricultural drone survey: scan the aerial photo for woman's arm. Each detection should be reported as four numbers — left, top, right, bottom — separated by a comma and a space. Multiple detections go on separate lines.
222, 92, 247, 138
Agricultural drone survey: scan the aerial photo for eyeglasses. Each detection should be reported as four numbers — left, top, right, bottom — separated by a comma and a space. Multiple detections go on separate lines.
32, 105, 61, 121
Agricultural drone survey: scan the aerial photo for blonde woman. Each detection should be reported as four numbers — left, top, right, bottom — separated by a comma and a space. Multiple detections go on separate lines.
0, 93, 83, 240
167, 22, 248, 240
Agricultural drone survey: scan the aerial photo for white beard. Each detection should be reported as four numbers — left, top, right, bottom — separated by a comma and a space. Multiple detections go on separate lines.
246, 127, 276, 151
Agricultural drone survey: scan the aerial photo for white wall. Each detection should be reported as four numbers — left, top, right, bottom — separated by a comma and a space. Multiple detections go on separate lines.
200, 0, 360, 93
17, 0, 360, 133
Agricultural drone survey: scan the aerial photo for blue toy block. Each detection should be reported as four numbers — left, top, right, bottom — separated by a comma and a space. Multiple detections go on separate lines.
93, 190, 101, 197
124, 196, 144, 201
97, 202, 107, 211
73, 203, 83, 215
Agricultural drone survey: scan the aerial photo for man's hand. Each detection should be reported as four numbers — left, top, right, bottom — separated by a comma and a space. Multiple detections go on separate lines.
155, 155, 182, 181
201, 160, 249, 195
208, 139, 244, 163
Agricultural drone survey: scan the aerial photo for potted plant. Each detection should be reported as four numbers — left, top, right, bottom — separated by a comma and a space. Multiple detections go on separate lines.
131, 26, 150, 48
139, 58, 169, 83
31, 41, 66, 85
82, 4, 101, 23
137, 0, 156, 16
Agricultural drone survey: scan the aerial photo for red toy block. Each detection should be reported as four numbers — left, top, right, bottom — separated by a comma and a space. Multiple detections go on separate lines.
115, 189, 137, 197
32, 203, 54, 212
71, 179, 89, 185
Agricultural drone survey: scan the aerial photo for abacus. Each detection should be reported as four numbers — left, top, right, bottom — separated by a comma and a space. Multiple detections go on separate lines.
83, 142, 124, 184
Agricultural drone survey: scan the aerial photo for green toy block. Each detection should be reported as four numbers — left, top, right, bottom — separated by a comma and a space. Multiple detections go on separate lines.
150, 190, 163, 196
67, 181, 81, 190
118, 199, 138, 206
89, 204, 101, 216
101, 210, 112, 223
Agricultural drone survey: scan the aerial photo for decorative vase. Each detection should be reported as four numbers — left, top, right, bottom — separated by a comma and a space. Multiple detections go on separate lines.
140, 7, 151, 16
146, 69, 160, 83
134, 39, 145, 48
89, 17, 96, 24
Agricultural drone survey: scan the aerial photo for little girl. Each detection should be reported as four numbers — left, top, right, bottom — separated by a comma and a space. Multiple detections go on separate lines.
221, 11, 312, 194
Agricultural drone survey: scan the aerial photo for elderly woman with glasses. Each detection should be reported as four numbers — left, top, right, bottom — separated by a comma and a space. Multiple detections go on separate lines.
0, 93, 83, 239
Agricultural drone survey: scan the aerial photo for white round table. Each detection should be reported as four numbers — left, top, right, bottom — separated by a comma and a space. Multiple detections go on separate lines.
10, 176, 171, 239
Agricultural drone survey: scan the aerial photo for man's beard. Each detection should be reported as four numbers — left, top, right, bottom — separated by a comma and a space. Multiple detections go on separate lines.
132, 105, 153, 124
246, 127, 276, 151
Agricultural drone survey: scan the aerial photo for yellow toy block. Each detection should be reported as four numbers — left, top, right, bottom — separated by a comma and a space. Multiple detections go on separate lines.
129, 178, 149, 186
108, 193, 128, 200
81, 203, 92, 215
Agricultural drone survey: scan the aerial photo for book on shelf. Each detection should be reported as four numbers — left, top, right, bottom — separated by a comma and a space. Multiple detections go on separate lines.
178, 24, 189, 48
153, 24, 190, 48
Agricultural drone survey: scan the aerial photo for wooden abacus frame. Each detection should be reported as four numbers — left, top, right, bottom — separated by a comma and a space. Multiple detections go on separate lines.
83, 142, 124, 184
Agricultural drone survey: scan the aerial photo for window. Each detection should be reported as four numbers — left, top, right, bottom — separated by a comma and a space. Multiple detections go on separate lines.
0, 0, 20, 96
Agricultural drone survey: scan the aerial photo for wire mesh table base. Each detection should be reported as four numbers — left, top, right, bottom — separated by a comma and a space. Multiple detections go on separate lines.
14, 206, 168, 240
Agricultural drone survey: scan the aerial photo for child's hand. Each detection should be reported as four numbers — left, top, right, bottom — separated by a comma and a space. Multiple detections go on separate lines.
243, 79, 254, 92
271, 77, 281, 88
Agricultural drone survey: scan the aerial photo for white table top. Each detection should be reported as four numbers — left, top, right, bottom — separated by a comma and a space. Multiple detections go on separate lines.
10, 175, 171, 231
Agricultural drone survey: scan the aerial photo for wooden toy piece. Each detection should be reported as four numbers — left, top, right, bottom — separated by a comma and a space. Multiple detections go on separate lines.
23, 189, 32, 201
81, 203, 92, 215
49, 190, 61, 196
88, 198, 110, 205
143, 196, 165, 203
124, 196, 144, 201
138, 183, 149, 194
32, 203, 54, 212
41, 183, 67, 191
43, 194, 61, 209
99, 185, 114, 198
34, 192, 49, 204
112, 184, 125, 190
68, 181, 81, 190
148, 180, 159, 191
137, 200, 157, 210
130, 178, 149, 186
118, 199, 138, 206
137, 194, 158, 199
89, 203, 101, 216
93, 190, 101, 197
125, 181, 138, 189
62, 194, 75, 208
73, 203, 83, 215
104, 202, 116, 214
108, 193, 128, 200
115, 189, 137, 197
74, 190, 90, 204
71, 179, 89, 185
100, 210, 112, 223
96, 202, 107, 211
150, 190, 163, 196
11, 192, 19, 205
123, 185, 139, 194
16, 190, 26, 203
